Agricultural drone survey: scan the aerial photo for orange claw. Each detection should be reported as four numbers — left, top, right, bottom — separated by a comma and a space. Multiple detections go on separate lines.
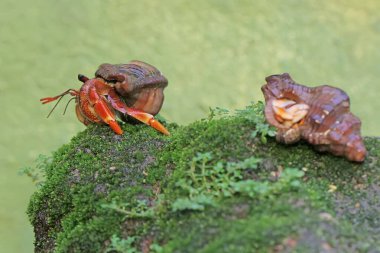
88, 82, 123, 135
92, 99, 123, 135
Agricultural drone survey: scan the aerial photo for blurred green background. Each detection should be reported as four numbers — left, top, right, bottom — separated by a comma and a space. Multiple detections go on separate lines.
1, 0, 379, 252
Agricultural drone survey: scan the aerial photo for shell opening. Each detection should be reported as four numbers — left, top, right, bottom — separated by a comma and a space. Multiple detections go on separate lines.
272, 98, 309, 128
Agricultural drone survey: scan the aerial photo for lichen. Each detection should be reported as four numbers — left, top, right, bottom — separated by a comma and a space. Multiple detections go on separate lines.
28, 105, 380, 253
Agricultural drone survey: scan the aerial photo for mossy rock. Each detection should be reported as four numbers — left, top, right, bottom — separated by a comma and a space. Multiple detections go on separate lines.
28, 106, 380, 253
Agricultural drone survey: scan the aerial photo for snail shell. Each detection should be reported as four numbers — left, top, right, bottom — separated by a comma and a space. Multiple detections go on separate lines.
261, 73, 366, 162
95, 60, 168, 115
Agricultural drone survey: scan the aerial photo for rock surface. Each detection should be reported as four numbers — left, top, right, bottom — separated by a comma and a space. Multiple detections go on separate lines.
28, 104, 380, 253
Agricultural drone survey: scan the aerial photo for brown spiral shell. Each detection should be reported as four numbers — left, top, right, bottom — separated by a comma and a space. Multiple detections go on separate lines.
261, 73, 367, 162
95, 60, 168, 115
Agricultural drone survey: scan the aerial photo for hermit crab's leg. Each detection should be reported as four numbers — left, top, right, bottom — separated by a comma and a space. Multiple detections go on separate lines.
286, 104, 309, 123
87, 86, 123, 135
271, 98, 309, 126
107, 89, 170, 135
272, 99, 296, 120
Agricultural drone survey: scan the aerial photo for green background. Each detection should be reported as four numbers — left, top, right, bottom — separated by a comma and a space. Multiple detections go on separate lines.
1, 0, 379, 252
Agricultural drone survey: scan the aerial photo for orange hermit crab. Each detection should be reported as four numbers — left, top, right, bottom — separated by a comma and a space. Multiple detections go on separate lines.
40, 60, 169, 135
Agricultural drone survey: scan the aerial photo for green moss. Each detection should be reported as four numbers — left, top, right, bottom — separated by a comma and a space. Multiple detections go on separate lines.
28, 107, 380, 252
27, 123, 170, 253
159, 195, 304, 253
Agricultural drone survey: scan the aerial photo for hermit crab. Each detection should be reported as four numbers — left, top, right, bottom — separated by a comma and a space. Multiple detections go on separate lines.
261, 73, 366, 162
40, 60, 169, 135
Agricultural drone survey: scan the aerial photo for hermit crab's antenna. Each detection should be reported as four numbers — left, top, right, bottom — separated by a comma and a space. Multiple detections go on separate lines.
63, 97, 76, 115
40, 89, 78, 118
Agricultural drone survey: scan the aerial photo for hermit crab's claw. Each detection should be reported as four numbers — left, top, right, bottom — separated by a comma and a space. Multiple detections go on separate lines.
107, 89, 170, 135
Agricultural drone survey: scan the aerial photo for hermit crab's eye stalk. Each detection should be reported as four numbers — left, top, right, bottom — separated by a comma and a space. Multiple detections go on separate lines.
78, 74, 89, 83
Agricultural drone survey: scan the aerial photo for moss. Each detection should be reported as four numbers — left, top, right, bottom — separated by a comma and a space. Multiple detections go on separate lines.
28, 109, 380, 252
159, 195, 306, 253
28, 123, 170, 253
